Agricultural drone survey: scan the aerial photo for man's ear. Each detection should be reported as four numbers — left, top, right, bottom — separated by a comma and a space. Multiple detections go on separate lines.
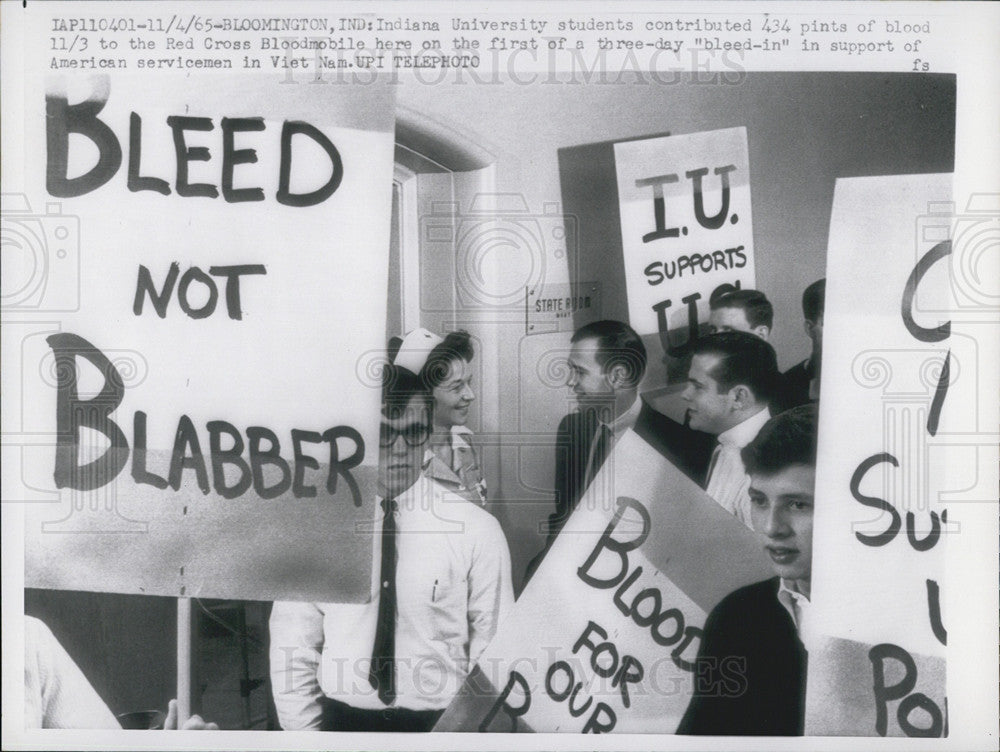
729, 383, 755, 410
752, 324, 771, 341
803, 319, 815, 338
607, 363, 629, 389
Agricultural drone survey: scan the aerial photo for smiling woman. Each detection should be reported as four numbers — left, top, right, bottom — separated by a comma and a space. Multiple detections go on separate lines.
419, 331, 489, 507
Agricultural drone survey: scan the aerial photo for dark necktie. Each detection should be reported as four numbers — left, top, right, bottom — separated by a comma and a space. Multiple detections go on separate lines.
585, 424, 613, 488
370, 497, 397, 705
705, 441, 723, 489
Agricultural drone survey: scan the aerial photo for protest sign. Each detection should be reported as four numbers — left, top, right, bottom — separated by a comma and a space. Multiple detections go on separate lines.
806, 173, 953, 736
436, 429, 773, 733
614, 127, 756, 352
9, 74, 396, 602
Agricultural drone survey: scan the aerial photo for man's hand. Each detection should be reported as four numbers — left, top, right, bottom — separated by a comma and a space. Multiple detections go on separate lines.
163, 699, 219, 730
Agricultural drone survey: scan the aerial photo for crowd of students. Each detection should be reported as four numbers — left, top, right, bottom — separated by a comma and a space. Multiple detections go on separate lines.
268, 280, 826, 734
29, 281, 826, 735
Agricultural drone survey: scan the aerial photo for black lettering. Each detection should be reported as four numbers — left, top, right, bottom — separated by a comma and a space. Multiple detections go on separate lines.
46, 332, 128, 490
666, 292, 701, 358
322, 426, 364, 506
590, 641, 619, 679
613, 654, 643, 709
207, 420, 252, 499
851, 453, 902, 546
927, 350, 951, 437
291, 429, 322, 498
572, 621, 608, 655
897, 693, 944, 737
644, 262, 664, 286
906, 509, 943, 552
177, 267, 218, 319
247, 426, 291, 499
133, 262, 179, 317
926, 579, 947, 646
650, 607, 684, 647
671, 625, 703, 672
131, 411, 168, 489
544, 661, 574, 702
166, 115, 218, 198
567, 682, 593, 717
581, 703, 616, 733
652, 299, 672, 333
869, 643, 917, 737
46, 87, 122, 197
277, 121, 343, 207
127, 112, 170, 195
167, 414, 210, 494
635, 173, 680, 243
220, 117, 266, 203
208, 264, 266, 320
612, 565, 642, 616
479, 671, 530, 732
901, 240, 951, 343
577, 497, 650, 588
687, 165, 736, 230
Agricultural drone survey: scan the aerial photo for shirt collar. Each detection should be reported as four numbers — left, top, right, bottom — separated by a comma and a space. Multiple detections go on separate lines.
599, 396, 642, 437
717, 406, 772, 448
380, 474, 434, 513
776, 578, 811, 633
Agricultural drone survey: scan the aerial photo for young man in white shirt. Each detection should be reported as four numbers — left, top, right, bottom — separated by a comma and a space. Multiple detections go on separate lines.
681, 331, 780, 527
269, 357, 513, 732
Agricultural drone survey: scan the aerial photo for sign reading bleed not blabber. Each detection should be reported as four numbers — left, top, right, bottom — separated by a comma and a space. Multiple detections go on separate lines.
15, 74, 396, 603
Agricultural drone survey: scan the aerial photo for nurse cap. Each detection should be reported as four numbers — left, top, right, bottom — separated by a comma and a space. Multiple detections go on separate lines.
392, 327, 444, 374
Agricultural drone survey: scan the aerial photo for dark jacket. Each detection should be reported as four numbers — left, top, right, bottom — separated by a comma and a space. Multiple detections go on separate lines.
677, 577, 807, 736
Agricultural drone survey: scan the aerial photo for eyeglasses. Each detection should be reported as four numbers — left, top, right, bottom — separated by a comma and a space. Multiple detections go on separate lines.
379, 421, 430, 448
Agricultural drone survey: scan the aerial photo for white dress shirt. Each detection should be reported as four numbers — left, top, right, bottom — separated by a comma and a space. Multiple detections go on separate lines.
25, 616, 120, 729
705, 407, 772, 527
777, 579, 813, 648
269, 475, 514, 728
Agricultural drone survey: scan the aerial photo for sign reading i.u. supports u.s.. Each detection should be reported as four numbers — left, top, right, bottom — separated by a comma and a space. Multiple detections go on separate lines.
614, 127, 755, 353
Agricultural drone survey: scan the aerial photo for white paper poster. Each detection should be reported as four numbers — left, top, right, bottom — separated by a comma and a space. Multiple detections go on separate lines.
615, 127, 755, 345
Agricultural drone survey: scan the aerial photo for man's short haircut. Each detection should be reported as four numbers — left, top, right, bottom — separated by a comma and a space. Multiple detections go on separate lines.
802, 279, 826, 323
742, 403, 819, 475
571, 319, 647, 388
420, 330, 474, 389
383, 337, 433, 419
691, 331, 780, 404
710, 289, 774, 330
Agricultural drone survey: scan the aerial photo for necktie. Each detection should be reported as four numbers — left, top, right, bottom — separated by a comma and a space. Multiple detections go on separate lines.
370, 497, 397, 705
704, 442, 723, 489
585, 424, 613, 488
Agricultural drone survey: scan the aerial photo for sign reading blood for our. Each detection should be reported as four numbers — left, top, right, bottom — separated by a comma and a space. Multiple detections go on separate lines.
436, 431, 773, 733
16, 74, 395, 602
614, 127, 756, 354
807, 174, 953, 736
